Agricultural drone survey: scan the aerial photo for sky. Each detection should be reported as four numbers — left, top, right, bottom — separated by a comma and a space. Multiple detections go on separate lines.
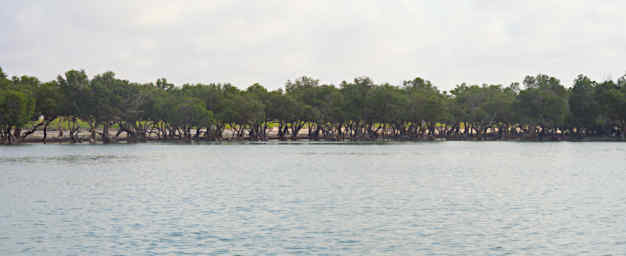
1, 0, 625, 91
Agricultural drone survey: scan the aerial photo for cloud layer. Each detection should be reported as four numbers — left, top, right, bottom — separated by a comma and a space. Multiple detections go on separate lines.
1, 0, 625, 90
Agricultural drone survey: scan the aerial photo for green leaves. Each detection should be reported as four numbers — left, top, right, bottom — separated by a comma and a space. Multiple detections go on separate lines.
515, 75, 569, 127
0, 89, 36, 129
450, 83, 515, 125
1, 66, 626, 143
0, 72, 39, 131
171, 97, 212, 127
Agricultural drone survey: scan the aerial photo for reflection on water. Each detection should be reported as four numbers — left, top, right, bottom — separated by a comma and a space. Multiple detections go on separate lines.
300, 151, 397, 156
0, 142, 625, 255
0, 154, 137, 164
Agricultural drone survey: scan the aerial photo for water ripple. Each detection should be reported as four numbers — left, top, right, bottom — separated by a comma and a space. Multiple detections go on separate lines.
0, 142, 625, 255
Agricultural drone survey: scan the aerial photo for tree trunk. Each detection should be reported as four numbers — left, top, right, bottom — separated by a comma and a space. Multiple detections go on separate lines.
43, 121, 50, 144
89, 121, 97, 144
6, 128, 12, 144
102, 121, 111, 144
57, 118, 64, 138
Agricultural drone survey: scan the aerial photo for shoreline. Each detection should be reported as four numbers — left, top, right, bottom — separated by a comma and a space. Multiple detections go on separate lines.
14, 133, 626, 144
3, 127, 624, 145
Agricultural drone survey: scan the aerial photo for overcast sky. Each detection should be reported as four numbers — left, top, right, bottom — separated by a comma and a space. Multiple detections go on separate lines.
1, 0, 625, 91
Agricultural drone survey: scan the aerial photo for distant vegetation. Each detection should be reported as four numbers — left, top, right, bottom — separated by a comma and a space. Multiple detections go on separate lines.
0, 66, 624, 144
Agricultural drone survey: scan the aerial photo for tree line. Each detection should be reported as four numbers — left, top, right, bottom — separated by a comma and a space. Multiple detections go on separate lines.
1, 66, 625, 144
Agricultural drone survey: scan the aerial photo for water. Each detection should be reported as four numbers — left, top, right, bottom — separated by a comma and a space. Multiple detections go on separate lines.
0, 142, 625, 255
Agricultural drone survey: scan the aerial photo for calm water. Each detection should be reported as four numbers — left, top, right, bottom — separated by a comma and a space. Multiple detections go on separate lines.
0, 142, 625, 255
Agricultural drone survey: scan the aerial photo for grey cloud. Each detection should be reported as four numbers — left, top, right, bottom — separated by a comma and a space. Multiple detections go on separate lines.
1, 0, 625, 90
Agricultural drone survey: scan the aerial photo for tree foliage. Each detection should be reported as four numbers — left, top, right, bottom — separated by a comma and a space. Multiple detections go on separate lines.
1, 66, 625, 144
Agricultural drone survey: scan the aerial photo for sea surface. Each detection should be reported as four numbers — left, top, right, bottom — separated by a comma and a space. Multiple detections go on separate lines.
1, 142, 625, 255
